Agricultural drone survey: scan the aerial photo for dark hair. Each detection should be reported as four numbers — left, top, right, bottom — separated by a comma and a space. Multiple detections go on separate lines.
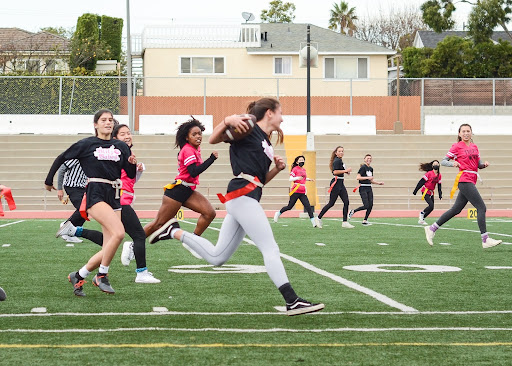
175, 116, 205, 149
419, 160, 440, 172
112, 123, 129, 139
246, 97, 283, 144
360, 154, 372, 167
291, 155, 305, 169
457, 123, 473, 142
329, 146, 343, 171
93, 109, 113, 136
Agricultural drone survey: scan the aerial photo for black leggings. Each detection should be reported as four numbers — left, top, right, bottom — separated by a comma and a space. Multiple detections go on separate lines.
318, 182, 349, 221
353, 187, 373, 220
279, 193, 314, 219
436, 182, 487, 234
65, 185, 103, 245
423, 194, 435, 218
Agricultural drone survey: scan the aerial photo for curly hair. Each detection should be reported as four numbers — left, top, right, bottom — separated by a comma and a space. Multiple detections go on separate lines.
175, 116, 205, 149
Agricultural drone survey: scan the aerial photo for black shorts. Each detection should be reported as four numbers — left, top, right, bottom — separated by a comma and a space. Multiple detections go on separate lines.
164, 184, 194, 204
85, 182, 121, 211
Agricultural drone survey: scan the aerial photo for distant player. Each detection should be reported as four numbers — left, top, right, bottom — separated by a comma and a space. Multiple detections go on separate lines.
273, 155, 318, 227
413, 160, 442, 225
424, 124, 502, 248
349, 154, 384, 225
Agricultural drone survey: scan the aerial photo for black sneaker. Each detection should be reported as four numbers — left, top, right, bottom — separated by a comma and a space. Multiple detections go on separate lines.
148, 218, 180, 244
348, 209, 354, 221
92, 274, 115, 294
286, 298, 325, 316
68, 272, 86, 297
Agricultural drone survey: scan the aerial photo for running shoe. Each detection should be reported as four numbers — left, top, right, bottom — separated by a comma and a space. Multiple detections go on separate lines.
135, 270, 161, 284
342, 221, 354, 228
68, 272, 86, 297
92, 274, 115, 294
286, 298, 325, 316
121, 241, 135, 266
424, 226, 435, 246
148, 218, 180, 244
482, 237, 502, 249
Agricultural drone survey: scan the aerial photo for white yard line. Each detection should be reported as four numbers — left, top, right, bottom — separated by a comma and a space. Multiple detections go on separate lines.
2, 326, 512, 334
371, 221, 512, 238
0, 220, 24, 228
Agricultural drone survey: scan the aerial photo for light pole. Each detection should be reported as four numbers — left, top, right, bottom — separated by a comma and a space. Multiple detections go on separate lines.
394, 53, 403, 134
126, 0, 133, 131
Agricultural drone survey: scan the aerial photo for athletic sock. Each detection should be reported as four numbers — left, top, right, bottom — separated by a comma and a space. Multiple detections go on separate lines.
170, 227, 180, 239
136, 267, 147, 273
98, 265, 109, 275
430, 223, 439, 233
75, 226, 83, 237
481, 232, 489, 243
78, 265, 90, 279
310, 217, 315, 226
278, 283, 299, 304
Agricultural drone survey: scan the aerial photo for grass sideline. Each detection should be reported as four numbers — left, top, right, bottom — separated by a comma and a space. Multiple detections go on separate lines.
0, 217, 511, 365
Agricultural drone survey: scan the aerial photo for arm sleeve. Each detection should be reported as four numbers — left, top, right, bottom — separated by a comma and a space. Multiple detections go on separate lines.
438, 183, 443, 199
413, 178, 426, 195
186, 153, 217, 178
478, 159, 486, 169
441, 156, 455, 167
56, 164, 67, 190
122, 145, 136, 179
45, 152, 69, 186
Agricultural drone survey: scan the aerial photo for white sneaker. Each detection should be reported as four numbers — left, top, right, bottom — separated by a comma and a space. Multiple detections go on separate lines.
482, 237, 502, 249
424, 226, 435, 246
342, 221, 354, 229
273, 211, 280, 223
56, 220, 77, 238
121, 241, 135, 266
135, 270, 161, 284
62, 235, 83, 243
315, 217, 322, 229
418, 219, 427, 225
182, 242, 203, 259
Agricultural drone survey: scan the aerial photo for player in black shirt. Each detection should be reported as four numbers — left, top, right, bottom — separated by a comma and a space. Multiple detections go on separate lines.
317, 146, 354, 229
45, 109, 136, 296
154, 98, 324, 316
349, 154, 384, 225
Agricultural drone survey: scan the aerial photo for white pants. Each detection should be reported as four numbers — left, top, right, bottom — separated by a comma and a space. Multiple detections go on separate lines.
181, 195, 289, 288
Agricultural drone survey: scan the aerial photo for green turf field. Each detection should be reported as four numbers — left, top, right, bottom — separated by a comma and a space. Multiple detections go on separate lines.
0, 216, 511, 365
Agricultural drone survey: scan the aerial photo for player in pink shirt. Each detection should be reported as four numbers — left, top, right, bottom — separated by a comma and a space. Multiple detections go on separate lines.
273, 155, 317, 227
145, 117, 218, 244
424, 124, 502, 248
413, 160, 442, 225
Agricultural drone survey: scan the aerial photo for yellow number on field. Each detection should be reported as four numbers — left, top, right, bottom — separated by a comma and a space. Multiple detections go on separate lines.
175, 208, 184, 221
467, 208, 477, 219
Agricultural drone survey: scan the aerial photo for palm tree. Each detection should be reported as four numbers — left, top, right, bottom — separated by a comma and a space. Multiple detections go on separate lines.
328, 1, 358, 36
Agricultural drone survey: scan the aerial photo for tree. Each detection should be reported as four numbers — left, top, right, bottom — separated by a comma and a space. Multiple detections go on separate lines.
260, 0, 296, 23
40, 27, 73, 39
421, 0, 512, 43
354, 5, 428, 50
328, 1, 358, 35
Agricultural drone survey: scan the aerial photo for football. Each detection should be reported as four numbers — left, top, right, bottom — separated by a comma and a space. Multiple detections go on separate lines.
222, 114, 256, 142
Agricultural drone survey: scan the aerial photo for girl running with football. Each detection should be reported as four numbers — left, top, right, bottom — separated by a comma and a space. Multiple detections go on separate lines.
413, 160, 442, 225
145, 117, 218, 244
155, 98, 324, 316
317, 146, 353, 229
45, 109, 137, 296
273, 155, 318, 227
424, 124, 502, 248
349, 154, 384, 226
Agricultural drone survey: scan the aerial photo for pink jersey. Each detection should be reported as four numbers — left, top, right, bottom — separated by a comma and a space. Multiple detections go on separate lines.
421, 170, 441, 196
446, 141, 480, 184
290, 165, 307, 194
120, 169, 136, 205
174, 143, 202, 189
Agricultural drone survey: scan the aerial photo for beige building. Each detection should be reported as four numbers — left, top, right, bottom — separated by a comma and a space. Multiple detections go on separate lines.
141, 23, 395, 97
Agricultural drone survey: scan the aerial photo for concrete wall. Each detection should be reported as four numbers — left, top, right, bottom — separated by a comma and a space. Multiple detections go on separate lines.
424, 115, 512, 135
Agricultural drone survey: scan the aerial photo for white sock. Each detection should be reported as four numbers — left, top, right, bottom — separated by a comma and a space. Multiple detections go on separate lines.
310, 217, 315, 226
170, 227, 180, 238
99, 265, 109, 274
78, 265, 91, 278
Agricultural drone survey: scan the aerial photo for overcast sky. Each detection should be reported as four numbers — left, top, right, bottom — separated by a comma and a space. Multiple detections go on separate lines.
1, 0, 473, 34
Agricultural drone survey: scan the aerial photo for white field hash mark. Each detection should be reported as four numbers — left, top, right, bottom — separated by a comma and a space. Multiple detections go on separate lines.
182, 220, 418, 313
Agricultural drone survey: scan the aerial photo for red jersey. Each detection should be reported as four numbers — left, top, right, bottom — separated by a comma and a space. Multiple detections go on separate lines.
175, 143, 202, 189
421, 170, 441, 196
290, 166, 307, 194
446, 141, 480, 184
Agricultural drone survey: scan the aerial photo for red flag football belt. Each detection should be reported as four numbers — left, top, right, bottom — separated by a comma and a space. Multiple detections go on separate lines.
217, 176, 262, 204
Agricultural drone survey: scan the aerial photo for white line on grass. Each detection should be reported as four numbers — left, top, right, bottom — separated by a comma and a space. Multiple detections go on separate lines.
182, 220, 417, 313
2, 310, 512, 318
371, 221, 512, 238
2, 327, 512, 334
0, 220, 24, 228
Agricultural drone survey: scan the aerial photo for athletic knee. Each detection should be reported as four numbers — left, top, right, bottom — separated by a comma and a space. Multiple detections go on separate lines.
202, 208, 216, 222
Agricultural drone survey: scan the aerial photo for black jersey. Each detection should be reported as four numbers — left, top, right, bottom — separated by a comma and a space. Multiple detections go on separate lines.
330, 157, 346, 186
226, 124, 273, 202
357, 164, 373, 185
45, 136, 135, 187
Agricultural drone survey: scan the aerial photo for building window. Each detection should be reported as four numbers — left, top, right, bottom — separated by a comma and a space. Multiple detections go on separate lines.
44, 60, 56, 73
274, 56, 292, 75
324, 57, 368, 79
180, 57, 225, 74
26, 60, 41, 73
